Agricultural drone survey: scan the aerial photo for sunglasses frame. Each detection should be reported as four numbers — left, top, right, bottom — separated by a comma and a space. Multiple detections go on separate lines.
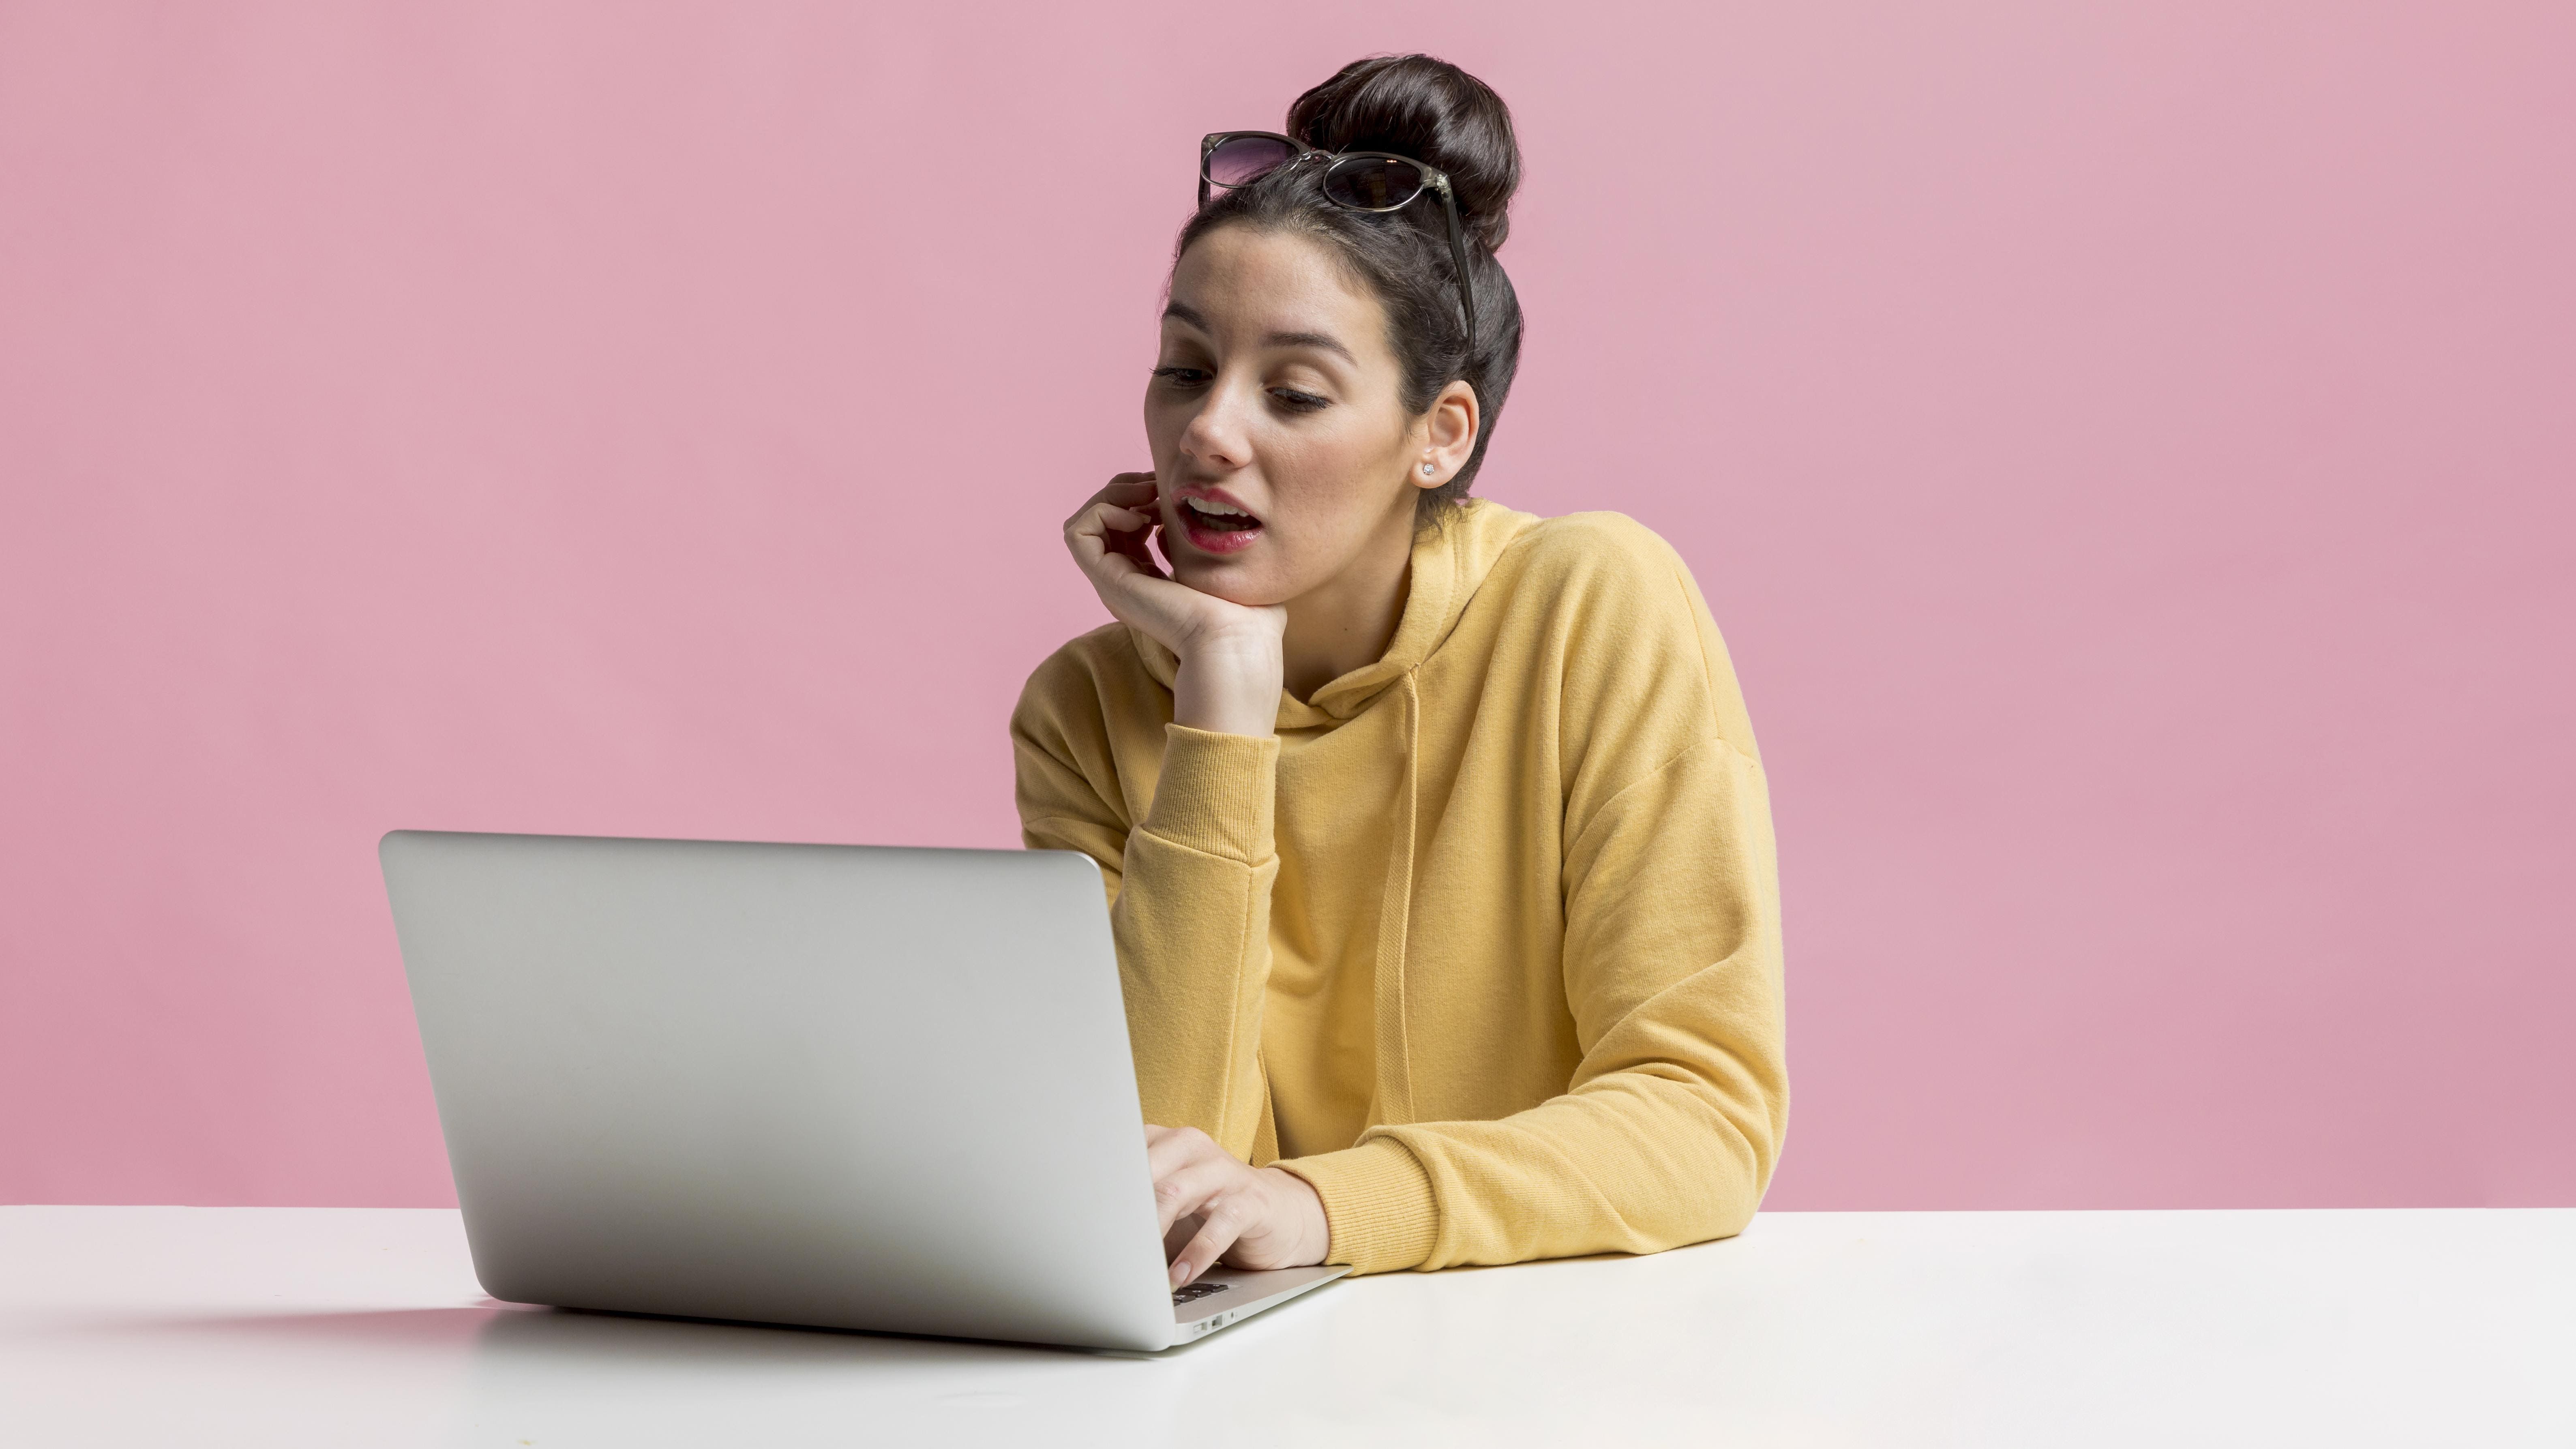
1198, 130, 1479, 347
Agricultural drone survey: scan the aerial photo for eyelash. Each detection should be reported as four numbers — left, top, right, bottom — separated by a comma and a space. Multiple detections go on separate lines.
1149, 367, 1333, 415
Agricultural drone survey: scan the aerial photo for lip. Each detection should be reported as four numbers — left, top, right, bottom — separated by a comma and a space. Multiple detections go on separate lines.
1166, 485, 1264, 557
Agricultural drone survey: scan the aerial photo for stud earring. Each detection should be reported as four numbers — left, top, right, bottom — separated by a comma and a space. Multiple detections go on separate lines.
1421, 462, 1436, 476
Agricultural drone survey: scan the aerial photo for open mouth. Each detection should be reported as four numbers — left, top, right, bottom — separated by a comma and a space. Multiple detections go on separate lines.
1174, 495, 1264, 554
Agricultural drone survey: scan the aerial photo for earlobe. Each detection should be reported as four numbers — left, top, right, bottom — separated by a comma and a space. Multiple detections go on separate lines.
1423, 379, 1479, 486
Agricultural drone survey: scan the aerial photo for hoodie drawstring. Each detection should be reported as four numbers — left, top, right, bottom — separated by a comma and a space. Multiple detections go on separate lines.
1370, 670, 1422, 1124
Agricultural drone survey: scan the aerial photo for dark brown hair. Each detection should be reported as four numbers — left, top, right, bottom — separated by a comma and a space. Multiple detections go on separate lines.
1177, 54, 1525, 520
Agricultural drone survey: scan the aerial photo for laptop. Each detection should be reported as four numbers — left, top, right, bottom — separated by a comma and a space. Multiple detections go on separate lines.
379, 829, 1347, 1352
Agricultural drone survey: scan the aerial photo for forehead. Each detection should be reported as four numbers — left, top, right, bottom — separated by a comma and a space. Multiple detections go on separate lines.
1166, 226, 1389, 355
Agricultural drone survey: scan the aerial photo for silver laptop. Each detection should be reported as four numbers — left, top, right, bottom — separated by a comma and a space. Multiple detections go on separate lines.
379, 829, 1346, 1352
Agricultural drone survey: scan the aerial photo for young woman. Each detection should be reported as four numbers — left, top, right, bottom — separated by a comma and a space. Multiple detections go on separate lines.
1015, 55, 1787, 1288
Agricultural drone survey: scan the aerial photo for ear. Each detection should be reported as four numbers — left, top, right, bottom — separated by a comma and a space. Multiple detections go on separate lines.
1413, 380, 1481, 491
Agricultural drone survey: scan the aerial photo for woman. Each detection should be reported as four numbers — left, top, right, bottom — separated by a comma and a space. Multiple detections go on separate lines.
1015, 55, 1787, 1288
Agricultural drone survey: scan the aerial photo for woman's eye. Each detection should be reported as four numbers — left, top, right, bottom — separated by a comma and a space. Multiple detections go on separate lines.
1150, 366, 1211, 389
1269, 387, 1331, 413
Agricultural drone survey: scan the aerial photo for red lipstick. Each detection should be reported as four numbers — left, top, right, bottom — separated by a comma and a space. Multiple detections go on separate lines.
1168, 487, 1264, 555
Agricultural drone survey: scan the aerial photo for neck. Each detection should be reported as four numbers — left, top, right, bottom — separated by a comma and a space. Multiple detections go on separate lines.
1280, 502, 1419, 701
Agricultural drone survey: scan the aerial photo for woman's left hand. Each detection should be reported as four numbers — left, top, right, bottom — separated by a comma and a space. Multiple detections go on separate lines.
1146, 1125, 1331, 1288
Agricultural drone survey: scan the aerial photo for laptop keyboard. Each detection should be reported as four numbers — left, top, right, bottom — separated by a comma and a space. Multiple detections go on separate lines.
1172, 1282, 1231, 1306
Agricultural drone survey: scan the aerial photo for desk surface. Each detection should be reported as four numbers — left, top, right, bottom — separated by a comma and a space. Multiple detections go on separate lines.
4, 1205, 2570, 1447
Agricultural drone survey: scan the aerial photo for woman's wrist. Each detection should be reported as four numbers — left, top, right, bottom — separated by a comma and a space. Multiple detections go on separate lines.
1171, 633, 1283, 737
1260, 1166, 1332, 1266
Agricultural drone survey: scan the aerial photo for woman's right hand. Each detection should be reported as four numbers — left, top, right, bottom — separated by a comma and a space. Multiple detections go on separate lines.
1064, 474, 1285, 737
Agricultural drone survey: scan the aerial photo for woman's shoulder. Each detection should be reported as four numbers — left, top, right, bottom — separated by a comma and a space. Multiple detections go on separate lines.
1012, 622, 1157, 744
1474, 506, 1760, 760
1487, 508, 1706, 620
1504, 508, 1687, 568
1025, 620, 1142, 682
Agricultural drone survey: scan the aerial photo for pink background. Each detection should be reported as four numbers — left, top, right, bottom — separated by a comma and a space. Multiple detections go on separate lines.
3, 2, 2570, 1210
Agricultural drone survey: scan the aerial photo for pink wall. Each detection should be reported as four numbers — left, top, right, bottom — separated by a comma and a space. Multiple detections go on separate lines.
3, 2, 2569, 1209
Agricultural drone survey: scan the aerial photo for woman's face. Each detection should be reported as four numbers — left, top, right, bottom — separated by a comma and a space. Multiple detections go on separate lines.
1144, 226, 1436, 607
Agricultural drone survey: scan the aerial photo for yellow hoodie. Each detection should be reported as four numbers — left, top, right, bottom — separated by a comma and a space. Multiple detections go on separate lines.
1011, 500, 1787, 1274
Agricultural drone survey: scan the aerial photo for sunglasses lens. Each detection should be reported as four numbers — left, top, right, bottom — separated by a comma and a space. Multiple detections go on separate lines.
1323, 157, 1424, 211
1207, 135, 1298, 189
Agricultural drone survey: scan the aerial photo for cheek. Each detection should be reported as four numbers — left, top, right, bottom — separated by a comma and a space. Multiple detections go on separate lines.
1140, 394, 1186, 462
1269, 422, 1404, 530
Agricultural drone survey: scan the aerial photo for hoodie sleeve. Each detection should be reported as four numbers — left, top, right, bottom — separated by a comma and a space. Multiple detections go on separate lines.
1277, 518, 1789, 1273
1011, 643, 1280, 1160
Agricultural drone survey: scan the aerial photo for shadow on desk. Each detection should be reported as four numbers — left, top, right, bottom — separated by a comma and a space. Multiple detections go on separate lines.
94, 1304, 497, 1353
463, 1304, 1191, 1440
106, 1300, 1199, 1443
114, 1298, 1118, 1364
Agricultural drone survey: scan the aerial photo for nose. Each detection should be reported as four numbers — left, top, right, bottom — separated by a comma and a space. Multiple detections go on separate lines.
1177, 375, 1256, 474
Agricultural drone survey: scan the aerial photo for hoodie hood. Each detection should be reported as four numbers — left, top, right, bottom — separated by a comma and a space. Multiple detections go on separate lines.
1129, 498, 1539, 729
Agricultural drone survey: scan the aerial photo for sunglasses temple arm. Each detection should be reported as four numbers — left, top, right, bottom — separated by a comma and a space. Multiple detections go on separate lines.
1440, 186, 1478, 345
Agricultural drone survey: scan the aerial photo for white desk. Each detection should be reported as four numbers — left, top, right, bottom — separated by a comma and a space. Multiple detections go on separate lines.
4, 1206, 2569, 1446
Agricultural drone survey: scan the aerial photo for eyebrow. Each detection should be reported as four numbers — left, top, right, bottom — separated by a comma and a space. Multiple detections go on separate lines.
1262, 329, 1355, 362
1161, 301, 1356, 363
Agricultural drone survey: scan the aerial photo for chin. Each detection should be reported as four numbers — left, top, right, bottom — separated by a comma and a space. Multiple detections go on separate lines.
1170, 555, 1292, 609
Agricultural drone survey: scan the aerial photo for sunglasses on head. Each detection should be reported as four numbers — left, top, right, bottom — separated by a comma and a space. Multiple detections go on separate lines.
1199, 131, 1479, 347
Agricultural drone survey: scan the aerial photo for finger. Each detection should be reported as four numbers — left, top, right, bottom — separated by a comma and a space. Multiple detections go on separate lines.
1067, 499, 1151, 541
1071, 503, 1163, 569
1170, 1188, 1257, 1287
1065, 526, 1136, 580
1107, 519, 1163, 574
1067, 516, 1148, 582
1073, 474, 1156, 521
1066, 489, 1172, 591
1143, 1126, 1221, 1183
1087, 557, 1218, 625
1151, 1156, 1239, 1238
1161, 1210, 1203, 1261
1095, 504, 1153, 535
1066, 485, 1151, 535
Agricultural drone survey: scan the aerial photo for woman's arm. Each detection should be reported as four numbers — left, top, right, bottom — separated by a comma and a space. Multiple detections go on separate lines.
1019, 476, 1327, 1283
1285, 737, 1787, 1272
1275, 526, 1790, 1273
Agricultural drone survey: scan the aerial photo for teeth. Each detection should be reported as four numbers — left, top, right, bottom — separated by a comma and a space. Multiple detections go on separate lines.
1187, 498, 1252, 521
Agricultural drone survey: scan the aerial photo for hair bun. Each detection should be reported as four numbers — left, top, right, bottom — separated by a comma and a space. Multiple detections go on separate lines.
1286, 54, 1521, 251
